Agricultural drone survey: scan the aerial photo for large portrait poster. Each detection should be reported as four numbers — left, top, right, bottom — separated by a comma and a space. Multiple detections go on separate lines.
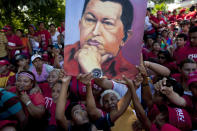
64, 0, 147, 79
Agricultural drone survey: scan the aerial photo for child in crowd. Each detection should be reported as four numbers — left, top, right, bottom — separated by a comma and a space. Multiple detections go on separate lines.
56, 75, 98, 131
147, 42, 161, 60
172, 33, 187, 63
172, 58, 197, 95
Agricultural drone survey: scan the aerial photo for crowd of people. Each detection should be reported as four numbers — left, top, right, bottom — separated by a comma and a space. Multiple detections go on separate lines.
0, 0, 197, 130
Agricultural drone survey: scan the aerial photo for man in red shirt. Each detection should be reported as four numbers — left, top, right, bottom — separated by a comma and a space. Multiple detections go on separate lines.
156, 11, 167, 32
177, 8, 186, 20
3, 25, 23, 59
178, 26, 197, 62
36, 22, 51, 51
169, 10, 177, 23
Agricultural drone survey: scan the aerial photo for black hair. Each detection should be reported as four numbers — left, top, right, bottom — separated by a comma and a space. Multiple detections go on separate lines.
82, 0, 134, 42
38, 21, 44, 26
152, 41, 160, 47
15, 54, 27, 65
65, 102, 80, 120
179, 58, 196, 69
180, 20, 190, 26
154, 76, 184, 97
53, 80, 62, 87
177, 33, 188, 41
18, 71, 36, 87
147, 8, 151, 12
190, 5, 195, 12
189, 26, 197, 34
16, 29, 24, 34
49, 24, 56, 27
158, 50, 173, 62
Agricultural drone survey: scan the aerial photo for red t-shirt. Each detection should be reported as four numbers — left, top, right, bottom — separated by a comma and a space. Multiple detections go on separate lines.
147, 51, 158, 60
8, 86, 45, 106
36, 30, 51, 51
185, 11, 196, 20
171, 73, 182, 83
183, 95, 197, 129
177, 45, 197, 63
169, 15, 177, 23
177, 14, 185, 20
173, 47, 185, 64
6, 35, 23, 57
58, 26, 65, 34
156, 18, 167, 31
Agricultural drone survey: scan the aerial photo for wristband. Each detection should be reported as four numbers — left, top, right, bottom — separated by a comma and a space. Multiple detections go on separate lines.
26, 100, 31, 106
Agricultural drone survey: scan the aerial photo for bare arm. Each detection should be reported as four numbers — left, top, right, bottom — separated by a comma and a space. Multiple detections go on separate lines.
55, 76, 71, 130
165, 90, 186, 107
110, 76, 132, 123
19, 92, 45, 119
27, 40, 33, 55
94, 78, 113, 90
57, 35, 61, 45
77, 73, 102, 120
145, 61, 170, 76
141, 77, 153, 109
26, 104, 45, 119
86, 82, 102, 120
124, 77, 151, 131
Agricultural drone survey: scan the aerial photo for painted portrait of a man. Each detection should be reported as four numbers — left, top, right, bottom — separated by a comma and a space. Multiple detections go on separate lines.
64, 0, 146, 79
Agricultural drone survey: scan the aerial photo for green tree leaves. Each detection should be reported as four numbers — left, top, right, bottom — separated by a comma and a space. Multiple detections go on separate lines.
0, 0, 65, 32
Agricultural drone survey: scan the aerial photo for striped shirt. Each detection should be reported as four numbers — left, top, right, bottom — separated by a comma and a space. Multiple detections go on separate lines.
0, 32, 8, 58
0, 88, 22, 119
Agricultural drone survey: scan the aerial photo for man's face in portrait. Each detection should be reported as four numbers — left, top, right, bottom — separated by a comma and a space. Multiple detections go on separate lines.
79, 0, 128, 57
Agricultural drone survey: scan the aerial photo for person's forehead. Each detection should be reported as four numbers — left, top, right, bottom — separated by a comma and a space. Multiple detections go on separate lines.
72, 105, 83, 112
190, 32, 197, 37
18, 75, 31, 80
53, 83, 62, 89
85, 0, 122, 20
183, 63, 197, 68
103, 92, 116, 99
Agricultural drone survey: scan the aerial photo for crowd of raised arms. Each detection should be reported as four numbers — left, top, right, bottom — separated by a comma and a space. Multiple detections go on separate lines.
0, 3, 197, 131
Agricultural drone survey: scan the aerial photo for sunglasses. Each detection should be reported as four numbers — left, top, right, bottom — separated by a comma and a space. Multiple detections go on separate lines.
158, 56, 166, 59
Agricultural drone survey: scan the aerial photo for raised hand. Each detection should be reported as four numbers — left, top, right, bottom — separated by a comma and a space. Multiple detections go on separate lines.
154, 77, 173, 95
77, 73, 93, 86
74, 44, 102, 73
20, 91, 31, 104
61, 75, 72, 83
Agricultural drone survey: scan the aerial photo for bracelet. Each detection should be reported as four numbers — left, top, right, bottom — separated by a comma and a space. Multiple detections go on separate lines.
26, 101, 31, 106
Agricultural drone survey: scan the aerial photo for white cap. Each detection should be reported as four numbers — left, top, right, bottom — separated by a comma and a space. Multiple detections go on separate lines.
31, 54, 42, 62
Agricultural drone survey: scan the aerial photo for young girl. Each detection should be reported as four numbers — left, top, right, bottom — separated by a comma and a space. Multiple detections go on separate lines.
56, 75, 98, 131
147, 42, 161, 60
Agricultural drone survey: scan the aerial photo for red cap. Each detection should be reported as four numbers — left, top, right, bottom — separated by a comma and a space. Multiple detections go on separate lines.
0, 60, 10, 66
2, 25, 12, 32
180, 8, 186, 14
167, 106, 192, 130
187, 70, 197, 86
157, 11, 162, 15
